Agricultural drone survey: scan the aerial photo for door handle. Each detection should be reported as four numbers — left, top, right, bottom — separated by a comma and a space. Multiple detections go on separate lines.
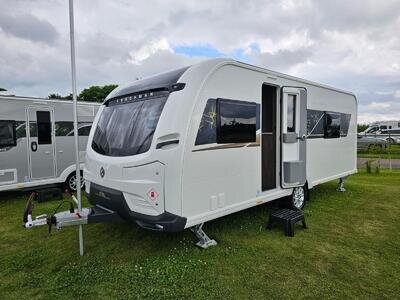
31, 141, 37, 152
44, 151, 50, 155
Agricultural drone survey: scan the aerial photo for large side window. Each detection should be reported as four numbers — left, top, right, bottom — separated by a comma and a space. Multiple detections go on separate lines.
324, 112, 341, 139
217, 99, 256, 143
36, 111, 52, 144
0, 120, 16, 147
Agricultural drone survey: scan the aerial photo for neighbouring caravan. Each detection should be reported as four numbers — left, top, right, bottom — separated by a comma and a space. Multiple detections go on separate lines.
360, 120, 400, 143
82, 58, 356, 245
0, 96, 100, 192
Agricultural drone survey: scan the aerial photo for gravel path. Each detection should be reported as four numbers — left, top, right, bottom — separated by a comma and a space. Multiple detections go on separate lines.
357, 158, 400, 169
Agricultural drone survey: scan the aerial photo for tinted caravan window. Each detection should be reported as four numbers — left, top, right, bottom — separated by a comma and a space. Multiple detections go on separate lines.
195, 99, 217, 145
217, 99, 256, 143
324, 112, 341, 138
307, 110, 324, 137
78, 125, 91, 136
340, 113, 351, 137
0, 120, 16, 147
37, 111, 52, 144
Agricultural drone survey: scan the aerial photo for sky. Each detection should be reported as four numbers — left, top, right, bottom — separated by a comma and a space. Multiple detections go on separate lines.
0, 0, 399, 124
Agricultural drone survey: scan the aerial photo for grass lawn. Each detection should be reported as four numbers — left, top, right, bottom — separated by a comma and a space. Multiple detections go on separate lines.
1, 170, 399, 299
358, 143, 400, 159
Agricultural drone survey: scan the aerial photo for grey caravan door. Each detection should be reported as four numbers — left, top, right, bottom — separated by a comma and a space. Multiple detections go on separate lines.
27, 107, 56, 179
281, 87, 307, 188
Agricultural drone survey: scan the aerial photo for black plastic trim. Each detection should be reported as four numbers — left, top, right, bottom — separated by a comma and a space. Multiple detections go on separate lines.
88, 183, 186, 232
156, 139, 179, 149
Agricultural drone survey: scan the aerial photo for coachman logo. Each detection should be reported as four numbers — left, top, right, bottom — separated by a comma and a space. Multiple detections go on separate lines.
100, 167, 105, 178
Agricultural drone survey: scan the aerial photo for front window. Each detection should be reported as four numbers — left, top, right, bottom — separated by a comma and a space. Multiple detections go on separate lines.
91, 92, 167, 156
365, 126, 378, 134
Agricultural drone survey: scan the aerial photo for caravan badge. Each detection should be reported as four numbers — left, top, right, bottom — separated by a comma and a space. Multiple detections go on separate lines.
100, 167, 105, 178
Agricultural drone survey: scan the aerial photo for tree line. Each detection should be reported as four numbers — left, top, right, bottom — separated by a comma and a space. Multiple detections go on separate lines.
46, 85, 369, 132
48, 84, 118, 103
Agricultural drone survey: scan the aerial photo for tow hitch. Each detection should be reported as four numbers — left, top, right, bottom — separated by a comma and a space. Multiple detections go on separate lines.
23, 191, 119, 232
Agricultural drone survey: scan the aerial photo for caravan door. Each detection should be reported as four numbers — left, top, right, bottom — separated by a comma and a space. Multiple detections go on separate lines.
27, 107, 56, 180
281, 87, 307, 188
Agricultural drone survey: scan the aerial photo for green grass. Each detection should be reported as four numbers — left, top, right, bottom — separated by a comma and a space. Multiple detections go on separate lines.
358, 144, 400, 159
1, 170, 400, 299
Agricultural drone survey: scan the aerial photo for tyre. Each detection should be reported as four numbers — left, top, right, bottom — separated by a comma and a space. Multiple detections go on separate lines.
287, 186, 307, 210
386, 138, 395, 144
65, 171, 84, 192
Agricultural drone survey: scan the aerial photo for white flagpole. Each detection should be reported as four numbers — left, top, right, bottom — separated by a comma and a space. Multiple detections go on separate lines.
68, 0, 84, 256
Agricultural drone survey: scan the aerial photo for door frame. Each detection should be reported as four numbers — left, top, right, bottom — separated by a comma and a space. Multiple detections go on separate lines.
261, 82, 280, 192
280, 86, 307, 189
25, 105, 57, 180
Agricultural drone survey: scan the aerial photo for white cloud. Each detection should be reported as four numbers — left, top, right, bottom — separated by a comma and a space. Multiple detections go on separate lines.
0, 0, 399, 123
128, 38, 172, 65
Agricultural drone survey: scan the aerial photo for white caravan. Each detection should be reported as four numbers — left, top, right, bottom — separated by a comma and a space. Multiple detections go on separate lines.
360, 120, 400, 143
0, 96, 100, 192
83, 59, 357, 244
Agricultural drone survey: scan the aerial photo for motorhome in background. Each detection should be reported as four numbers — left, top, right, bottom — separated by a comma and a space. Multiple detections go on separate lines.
360, 120, 400, 143
83, 58, 357, 237
0, 95, 100, 192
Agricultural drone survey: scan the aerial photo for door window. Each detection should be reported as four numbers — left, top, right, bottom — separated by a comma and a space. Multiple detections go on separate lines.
287, 95, 296, 133
36, 111, 52, 144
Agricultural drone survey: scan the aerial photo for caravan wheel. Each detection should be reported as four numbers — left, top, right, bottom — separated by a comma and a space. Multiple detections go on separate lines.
65, 172, 84, 192
289, 186, 306, 210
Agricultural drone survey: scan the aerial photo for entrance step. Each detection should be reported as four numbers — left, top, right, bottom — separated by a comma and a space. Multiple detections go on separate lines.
266, 209, 307, 237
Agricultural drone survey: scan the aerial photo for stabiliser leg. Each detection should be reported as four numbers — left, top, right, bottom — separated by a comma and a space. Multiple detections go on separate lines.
190, 223, 217, 249
336, 176, 348, 192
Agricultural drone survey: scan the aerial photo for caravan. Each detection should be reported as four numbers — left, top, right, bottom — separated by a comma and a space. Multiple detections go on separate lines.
0, 96, 100, 192
83, 58, 357, 241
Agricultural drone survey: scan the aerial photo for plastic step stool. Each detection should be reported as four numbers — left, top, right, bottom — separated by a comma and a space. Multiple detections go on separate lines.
267, 209, 307, 237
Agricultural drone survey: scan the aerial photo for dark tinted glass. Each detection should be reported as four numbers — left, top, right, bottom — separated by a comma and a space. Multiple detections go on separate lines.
55, 122, 74, 136
92, 95, 167, 156
195, 99, 217, 145
36, 111, 52, 144
217, 99, 256, 143
15, 121, 26, 139
324, 112, 341, 138
78, 125, 91, 136
307, 110, 324, 137
0, 120, 16, 147
340, 113, 351, 137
